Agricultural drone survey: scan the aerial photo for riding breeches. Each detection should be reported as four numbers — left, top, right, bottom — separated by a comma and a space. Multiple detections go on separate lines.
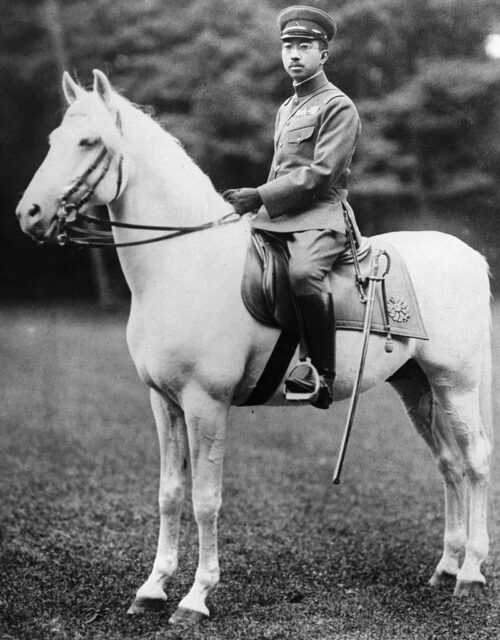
286, 229, 348, 296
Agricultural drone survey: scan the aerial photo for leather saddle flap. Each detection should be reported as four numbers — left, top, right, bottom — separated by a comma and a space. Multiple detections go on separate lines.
241, 231, 428, 341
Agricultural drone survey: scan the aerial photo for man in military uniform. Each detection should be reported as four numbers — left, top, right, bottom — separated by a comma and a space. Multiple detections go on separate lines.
223, 5, 361, 409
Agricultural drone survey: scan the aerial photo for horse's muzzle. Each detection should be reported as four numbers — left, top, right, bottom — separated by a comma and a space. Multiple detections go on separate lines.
16, 201, 58, 242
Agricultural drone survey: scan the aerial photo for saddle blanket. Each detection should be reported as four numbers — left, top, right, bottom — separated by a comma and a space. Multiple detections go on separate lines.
241, 231, 428, 341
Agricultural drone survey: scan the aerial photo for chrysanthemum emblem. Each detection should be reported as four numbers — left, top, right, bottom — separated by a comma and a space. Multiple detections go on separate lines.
387, 295, 410, 323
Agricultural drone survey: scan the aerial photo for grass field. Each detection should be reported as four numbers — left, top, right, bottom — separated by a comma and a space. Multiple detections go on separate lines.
1, 302, 500, 639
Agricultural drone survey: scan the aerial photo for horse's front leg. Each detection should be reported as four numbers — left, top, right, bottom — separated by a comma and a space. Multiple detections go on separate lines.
169, 386, 229, 624
128, 389, 188, 614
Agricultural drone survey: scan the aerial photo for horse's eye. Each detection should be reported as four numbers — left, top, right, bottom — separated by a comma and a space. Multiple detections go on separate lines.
79, 137, 99, 148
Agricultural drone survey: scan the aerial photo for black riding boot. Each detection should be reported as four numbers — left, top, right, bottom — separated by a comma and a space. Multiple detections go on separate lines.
286, 293, 336, 409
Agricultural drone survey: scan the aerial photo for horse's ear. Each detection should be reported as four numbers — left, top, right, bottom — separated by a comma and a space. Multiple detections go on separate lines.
62, 71, 82, 105
93, 69, 113, 108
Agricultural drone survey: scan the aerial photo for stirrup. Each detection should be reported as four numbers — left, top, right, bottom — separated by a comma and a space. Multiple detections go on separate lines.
284, 358, 321, 403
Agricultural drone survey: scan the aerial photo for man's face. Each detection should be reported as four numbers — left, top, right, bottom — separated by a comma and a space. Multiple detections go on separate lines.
281, 38, 327, 83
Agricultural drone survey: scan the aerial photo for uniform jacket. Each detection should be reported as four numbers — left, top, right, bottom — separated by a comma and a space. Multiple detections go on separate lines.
252, 71, 361, 234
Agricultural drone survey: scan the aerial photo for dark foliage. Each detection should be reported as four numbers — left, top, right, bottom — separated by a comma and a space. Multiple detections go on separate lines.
1, 0, 499, 299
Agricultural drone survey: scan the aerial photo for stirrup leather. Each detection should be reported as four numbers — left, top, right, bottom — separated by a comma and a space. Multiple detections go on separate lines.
284, 358, 321, 403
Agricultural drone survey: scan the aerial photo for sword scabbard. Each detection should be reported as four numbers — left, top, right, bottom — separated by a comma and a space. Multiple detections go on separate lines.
332, 249, 388, 484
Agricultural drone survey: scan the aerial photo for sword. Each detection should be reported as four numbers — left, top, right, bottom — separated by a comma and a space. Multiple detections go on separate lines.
332, 249, 390, 484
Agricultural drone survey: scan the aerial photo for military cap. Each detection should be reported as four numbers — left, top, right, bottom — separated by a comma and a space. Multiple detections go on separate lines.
278, 5, 336, 43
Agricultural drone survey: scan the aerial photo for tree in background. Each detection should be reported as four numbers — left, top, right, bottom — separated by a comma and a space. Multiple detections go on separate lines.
356, 60, 500, 201
43, 0, 117, 308
1, 0, 499, 299
63, 0, 282, 187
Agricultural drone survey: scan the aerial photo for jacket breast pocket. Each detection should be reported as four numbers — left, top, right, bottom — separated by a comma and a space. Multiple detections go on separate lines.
287, 126, 315, 144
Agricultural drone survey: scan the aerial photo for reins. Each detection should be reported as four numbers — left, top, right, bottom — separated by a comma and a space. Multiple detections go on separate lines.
57, 208, 240, 248
55, 144, 240, 248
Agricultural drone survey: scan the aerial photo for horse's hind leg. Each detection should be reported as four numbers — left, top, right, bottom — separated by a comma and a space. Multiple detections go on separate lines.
128, 390, 189, 614
389, 363, 468, 586
431, 383, 492, 596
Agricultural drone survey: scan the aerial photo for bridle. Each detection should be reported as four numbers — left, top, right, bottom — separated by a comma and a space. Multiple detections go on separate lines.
55, 144, 239, 249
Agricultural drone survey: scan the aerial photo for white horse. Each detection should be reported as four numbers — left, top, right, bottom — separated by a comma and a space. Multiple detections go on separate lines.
16, 70, 493, 624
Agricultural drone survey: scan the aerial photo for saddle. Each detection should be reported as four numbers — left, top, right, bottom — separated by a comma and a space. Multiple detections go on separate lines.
239, 230, 427, 406
242, 230, 428, 341
241, 229, 428, 406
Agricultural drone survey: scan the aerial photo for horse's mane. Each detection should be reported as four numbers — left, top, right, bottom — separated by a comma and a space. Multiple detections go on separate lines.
65, 83, 229, 222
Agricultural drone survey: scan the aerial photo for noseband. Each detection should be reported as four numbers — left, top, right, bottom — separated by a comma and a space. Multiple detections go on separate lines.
55, 145, 238, 248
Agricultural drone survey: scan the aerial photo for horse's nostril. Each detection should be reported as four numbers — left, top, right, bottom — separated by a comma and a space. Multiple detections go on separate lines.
28, 203, 41, 218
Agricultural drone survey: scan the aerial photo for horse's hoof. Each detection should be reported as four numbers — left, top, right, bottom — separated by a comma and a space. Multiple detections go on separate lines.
169, 607, 208, 625
453, 580, 486, 598
429, 570, 456, 588
127, 597, 168, 615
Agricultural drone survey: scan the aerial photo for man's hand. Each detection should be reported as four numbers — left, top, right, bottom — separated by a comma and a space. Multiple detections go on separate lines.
222, 188, 262, 215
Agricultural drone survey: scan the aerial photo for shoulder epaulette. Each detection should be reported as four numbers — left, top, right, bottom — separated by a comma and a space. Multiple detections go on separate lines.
324, 90, 347, 105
